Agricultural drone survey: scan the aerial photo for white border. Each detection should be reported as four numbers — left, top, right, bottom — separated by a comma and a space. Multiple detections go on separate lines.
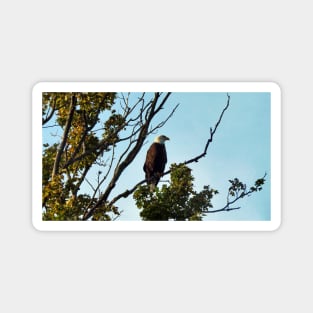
32, 82, 281, 231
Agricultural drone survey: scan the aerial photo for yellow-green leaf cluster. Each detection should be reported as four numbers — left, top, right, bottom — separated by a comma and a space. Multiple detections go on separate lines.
42, 92, 118, 221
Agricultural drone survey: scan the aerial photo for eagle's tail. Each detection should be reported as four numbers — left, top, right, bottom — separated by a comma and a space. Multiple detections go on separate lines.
147, 174, 159, 192
149, 183, 156, 192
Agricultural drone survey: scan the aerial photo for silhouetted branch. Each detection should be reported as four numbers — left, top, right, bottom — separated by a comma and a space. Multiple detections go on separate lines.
179, 93, 230, 166
205, 173, 267, 214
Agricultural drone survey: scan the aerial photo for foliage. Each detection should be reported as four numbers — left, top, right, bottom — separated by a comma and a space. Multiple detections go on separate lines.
42, 92, 266, 221
134, 164, 267, 220
42, 92, 176, 221
42, 92, 117, 220
133, 163, 219, 221
222, 175, 266, 212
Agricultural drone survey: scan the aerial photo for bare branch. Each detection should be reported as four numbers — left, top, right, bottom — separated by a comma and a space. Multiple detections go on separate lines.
83, 147, 116, 214
181, 93, 230, 166
84, 175, 97, 193
108, 179, 146, 207
149, 103, 180, 133
204, 206, 241, 213
43, 123, 59, 129
108, 94, 231, 207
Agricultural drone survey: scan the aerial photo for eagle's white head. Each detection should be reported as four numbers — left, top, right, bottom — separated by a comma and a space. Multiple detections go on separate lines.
154, 135, 170, 144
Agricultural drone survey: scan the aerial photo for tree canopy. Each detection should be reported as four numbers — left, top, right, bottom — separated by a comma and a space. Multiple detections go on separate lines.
42, 92, 265, 221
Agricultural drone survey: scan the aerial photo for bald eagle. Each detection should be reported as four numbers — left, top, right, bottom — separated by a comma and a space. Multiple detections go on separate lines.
143, 135, 170, 191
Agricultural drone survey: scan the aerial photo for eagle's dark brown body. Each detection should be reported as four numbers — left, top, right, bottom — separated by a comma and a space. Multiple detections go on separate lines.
143, 142, 167, 188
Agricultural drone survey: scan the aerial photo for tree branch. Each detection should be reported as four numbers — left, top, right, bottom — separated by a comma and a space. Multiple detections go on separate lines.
52, 95, 77, 178
108, 94, 231, 207
181, 93, 230, 166
205, 173, 267, 214
42, 97, 57, 125
82, 92, 172, 220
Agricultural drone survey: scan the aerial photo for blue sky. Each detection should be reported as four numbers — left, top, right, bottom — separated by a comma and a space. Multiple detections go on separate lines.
43, 92, 271, 221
